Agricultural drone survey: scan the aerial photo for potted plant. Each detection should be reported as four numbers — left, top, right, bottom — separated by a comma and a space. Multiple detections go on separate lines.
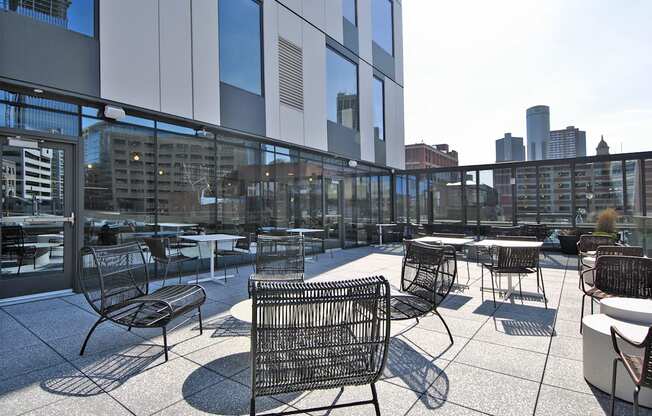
558, 228, 580, 254
593, 208, 619, 240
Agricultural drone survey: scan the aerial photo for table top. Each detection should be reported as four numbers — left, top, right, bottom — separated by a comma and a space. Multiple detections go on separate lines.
470, 239, 543, 248
377, 223, 397, 227
147, 223, 198, 228
180, 234, 245, 242
231, 299, 253, 324
23, 242, 61, 248
414, 236, 475, 246
287, 228, 323, 233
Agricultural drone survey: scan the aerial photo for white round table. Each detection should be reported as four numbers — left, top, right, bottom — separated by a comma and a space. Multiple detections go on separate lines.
600, 297, 652, 324
230, 299, 253, 324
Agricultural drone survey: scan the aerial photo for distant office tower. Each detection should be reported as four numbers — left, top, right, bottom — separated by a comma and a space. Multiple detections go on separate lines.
495, 133, 525, 162
405, 143, 458, 169
548, 126, 586, 159
526, 105, 550, 161
596, 135, 610, 155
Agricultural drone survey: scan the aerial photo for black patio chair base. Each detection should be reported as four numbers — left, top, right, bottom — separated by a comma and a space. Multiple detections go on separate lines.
251, 384, 381, 416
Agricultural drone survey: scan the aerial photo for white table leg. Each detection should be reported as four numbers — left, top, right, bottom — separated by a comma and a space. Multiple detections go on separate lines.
379, 226, 383, 245
209, 241, 215, 280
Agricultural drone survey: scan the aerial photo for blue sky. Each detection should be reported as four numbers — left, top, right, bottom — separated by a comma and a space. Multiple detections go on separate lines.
403, 0, 652, 165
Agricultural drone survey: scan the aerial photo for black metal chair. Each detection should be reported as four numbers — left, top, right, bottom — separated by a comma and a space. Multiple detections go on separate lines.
215, 232, 253, 275
610, 324, 652, 416
388, 240, 455, 344
481, 245, 546, 308
250, 276, 390, 416
144, 237, 199, 285
248, 235, 304, 294
580, 255, 652, 332
79, 243, 206, 361
522, 224, 549, 242
578, 234, 616, 273
1, 225, 48, 274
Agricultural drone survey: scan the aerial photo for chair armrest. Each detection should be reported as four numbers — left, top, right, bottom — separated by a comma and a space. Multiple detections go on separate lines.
121, 297, 175, 315
610, 325, 647, 357
579, 266, 596, 291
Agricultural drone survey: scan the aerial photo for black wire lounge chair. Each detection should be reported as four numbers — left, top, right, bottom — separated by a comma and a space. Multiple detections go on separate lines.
79, 242, 206, 361
388, 240, 456, 345
248, 235, 304, 295
250, 276, 390, 416
610, 324, 652, 416
144, 237, 199, 285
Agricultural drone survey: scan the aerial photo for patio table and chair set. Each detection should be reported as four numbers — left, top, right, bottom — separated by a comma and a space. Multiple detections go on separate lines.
75, 225, 652, 415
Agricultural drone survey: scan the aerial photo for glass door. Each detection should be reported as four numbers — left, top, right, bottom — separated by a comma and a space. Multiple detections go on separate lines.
0, 135, 75, 300
324, 177, 344, 249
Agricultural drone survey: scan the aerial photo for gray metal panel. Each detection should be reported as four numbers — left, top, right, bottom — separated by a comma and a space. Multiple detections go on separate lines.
372, 42, 395, 80
342, 18, 359, 55
327, 120, 361, 160
326, 36, 359, 64
375, 138, 386, 166
220, 83, 266, 136
0, 13, 99, 96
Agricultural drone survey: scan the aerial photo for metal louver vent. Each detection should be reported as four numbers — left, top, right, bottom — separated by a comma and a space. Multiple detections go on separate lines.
278, 37, 304, 111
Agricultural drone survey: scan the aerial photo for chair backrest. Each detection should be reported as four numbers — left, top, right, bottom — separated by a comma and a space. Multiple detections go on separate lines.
235, 233, 252, 251
79, 242, 149, 315
522, 224, 549, 241
1, 225, 25, 251
578, 234, 615, 253
143, 237, 169, 260
255, 235, 304, 276
495, 235, 538, 241
401, 240, 451, 306
269, 229, 288, 237
491, 225, 523, 237
594, 255, 652, 298
639, 327, 652, 388
596, 245, 644, 258
496, 246, 540, 270
250, 276, 390, 396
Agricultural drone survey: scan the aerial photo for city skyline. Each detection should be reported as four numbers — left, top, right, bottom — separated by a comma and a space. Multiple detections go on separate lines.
403, 0, 652, 165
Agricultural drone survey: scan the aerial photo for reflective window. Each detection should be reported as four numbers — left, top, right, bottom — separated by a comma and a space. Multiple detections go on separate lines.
0, 90, 79, 136
372, 0, 393, 55
480, 169, 512, 224
574, 161, 624, 226
1, 0, 94, 37
539, 164, 572, 224
343, 0, 356, 25
219, 0, 263, 95
431, 172, 462, 223
373, 76, 385, 141
326, 48, 359, 131
516, 166, 538, 224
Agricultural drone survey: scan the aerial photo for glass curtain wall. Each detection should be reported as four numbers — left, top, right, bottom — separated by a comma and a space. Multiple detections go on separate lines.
516, 166, 538, 224
574, 161, 624, 226
481, 168, 513, 225
539, 164, 572, 225
431, 171, 462, 224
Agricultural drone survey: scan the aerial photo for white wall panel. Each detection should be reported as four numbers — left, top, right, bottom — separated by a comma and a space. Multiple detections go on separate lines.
359, 62, 374, 163
357, 0, 372, 62
302, 23, 327, 152
301, 0, 325, 31
277, 0, 301, 15
264, 0, 280, 139
278, 6, 302, 46
100, 0, 160, 111
280, 105, 304, 145
385, 80, 405, 169
159, 0, 193, 118
191, 0, 220, 125
394, 0, 404, 85
324, 0, 343, 44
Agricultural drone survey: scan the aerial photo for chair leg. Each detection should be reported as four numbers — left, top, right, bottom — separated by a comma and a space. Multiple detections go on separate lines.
490, 271, 497, 307
434, 308, 454, 345
162, 326, 169, 361
580, 294, 586, 333
518, 274, 523, 302
539, 267, 547, 309
370, 382, 381, 416
634, 386, 640, 416
80, 317, 104, 356
250, 398, 256, 416
610, 358, 619, 416
176, 262, 182, 285
162, 262, 170, 287
198, 305, 203, 335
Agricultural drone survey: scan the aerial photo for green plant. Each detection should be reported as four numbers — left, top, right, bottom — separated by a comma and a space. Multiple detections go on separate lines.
558, 228, 578, 236
595, 208, 618, 234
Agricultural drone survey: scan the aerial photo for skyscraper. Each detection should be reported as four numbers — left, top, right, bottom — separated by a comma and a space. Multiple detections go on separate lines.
526, 105, 550, 161
495, 133, 525, 162
596, 135, 610, 155
548, 126, 586, 159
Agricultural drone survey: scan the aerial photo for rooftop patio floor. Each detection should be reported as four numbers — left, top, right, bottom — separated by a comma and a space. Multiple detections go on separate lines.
0, 245, 648, 415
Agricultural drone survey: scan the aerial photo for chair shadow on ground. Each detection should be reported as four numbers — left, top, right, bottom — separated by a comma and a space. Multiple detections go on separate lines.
183, 352, 302, 415
382, 337, 449, 410
41, 344, 167, 396
439, 293, 473, 311
203, 315, 251, 338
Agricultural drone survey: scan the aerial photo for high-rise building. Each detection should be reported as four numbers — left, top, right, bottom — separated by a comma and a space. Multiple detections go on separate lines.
495, 133, 525, 162
526, 105, 550, 161
548, 126, 586, 159
596, 135, 610, 155
405, 143, 459, 169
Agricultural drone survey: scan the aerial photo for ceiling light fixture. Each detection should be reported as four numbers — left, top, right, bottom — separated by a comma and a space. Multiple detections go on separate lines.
33, 88, 44, 94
